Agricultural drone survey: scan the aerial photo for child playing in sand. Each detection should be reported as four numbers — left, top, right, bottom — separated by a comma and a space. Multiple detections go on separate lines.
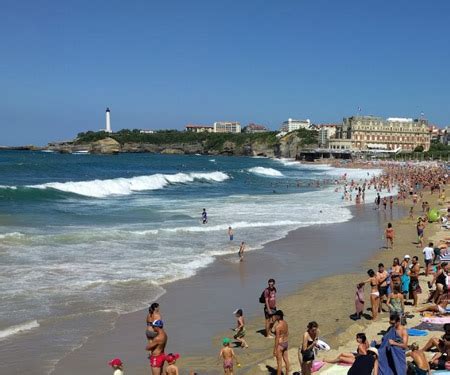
233, 309, 249, 348
218, 338, 240, 374
108, 358, 124, 375
165, 353, 180, 375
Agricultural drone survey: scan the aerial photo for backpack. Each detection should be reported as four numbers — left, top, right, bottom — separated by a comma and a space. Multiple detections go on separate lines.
259, 289, 266, 304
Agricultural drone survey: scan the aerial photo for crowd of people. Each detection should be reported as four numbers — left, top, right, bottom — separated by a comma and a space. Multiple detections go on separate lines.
109, 162, 450, 374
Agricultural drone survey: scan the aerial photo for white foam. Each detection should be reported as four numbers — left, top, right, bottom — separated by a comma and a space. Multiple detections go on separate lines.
248, 167, 284, 177
0, 320, 40, 340
0, 232, 24, 239
26, 172, 229, 198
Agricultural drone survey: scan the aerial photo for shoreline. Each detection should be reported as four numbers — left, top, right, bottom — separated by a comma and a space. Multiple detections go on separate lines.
52, 200, 405, 374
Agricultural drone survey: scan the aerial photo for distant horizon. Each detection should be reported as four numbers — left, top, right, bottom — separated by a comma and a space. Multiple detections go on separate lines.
1, 0, 450, 146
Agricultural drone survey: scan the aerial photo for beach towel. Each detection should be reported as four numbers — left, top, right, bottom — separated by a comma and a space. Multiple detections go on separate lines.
378, 326, 407, 375
311, 360, 325, 372
412, 322, 444, 332
422, 316, 450, 324
319, 364, 349, 374
401, 273, 410, 295
355, 284, 364, 314
407, 328, 428, 336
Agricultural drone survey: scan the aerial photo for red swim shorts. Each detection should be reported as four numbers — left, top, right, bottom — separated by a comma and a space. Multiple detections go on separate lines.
150, 353, 166, 368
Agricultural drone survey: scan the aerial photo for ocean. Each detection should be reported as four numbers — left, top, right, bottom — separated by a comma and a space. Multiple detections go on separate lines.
0, 151, 382, 373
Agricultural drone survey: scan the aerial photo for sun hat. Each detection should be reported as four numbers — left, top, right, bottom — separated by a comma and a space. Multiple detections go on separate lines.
404, 254, 411, 259
222, 337, 231, 345
151, 319, 164, 328
108, 358, 123, 367
367, 347, 379, 356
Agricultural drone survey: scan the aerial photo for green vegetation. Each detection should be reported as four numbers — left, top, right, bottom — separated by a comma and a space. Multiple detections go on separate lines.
76, 129, 279, 149
293, 128, 319, 146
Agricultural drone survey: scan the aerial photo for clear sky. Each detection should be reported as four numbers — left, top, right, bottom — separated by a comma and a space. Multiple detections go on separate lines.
1, 0, 450, 145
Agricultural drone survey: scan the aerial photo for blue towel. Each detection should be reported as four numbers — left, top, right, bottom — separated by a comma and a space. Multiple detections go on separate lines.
378, 326, 407, 375
407, 328, 428, 336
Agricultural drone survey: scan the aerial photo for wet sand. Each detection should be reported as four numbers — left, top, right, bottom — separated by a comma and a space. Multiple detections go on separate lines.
53, 202, 406, 374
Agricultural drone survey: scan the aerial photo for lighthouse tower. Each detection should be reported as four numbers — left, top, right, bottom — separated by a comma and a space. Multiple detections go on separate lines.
105, 107, 112, 133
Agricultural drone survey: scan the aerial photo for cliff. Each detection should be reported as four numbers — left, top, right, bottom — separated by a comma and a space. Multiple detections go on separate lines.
45, 130, 318, 157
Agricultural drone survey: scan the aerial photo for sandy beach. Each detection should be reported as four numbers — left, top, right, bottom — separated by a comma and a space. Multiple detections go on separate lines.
52, 198, 408, 374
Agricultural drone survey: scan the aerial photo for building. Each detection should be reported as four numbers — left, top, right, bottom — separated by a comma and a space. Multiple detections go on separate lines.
105, 107, 112, 133
243, 123, 269, 133
139, 130, 155, 134
185, 124, 214, 133
213, 122, 241, 133
316, 124, 338, 147
329, 115, 431, 152
280, 118, 311, 133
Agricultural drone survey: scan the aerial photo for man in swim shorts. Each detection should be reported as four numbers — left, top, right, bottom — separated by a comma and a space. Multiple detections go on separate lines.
377, 263, 389, 312
146, 320, 167, 375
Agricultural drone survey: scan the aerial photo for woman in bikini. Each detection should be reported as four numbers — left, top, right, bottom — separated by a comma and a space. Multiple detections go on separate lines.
359, 269, 379, 321
299, 321, 320, 375
385, 222, 394, 249
324, 333, 368, 365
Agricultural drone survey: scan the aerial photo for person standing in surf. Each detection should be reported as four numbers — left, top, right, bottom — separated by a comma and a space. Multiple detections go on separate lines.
228, 226, 234, 241
202, 209, 208, 224
239, 242, 245, 262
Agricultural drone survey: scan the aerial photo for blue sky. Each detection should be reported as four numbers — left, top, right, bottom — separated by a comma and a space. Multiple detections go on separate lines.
1, 0, 450, 145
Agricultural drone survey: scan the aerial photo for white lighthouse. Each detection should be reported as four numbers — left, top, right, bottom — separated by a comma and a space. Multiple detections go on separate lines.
105, 107, 112, 133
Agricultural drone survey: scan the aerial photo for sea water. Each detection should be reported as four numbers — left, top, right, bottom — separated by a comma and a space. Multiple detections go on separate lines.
0, 151, 382, 373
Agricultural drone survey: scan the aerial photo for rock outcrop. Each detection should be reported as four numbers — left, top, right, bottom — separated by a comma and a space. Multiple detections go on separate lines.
43, 132, 317, 157
90, 138, 121, 154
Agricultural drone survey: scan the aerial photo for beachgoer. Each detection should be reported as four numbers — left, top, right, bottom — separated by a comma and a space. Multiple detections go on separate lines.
238, 242, 245, 262
299, 321, 319, 375
202, 209, 207, 224
421, 323, 450, 355
378, 314, 408, 374
377, 263, 389, 313
218, 338, 239, 375
146, 303, 161, 340
390, 257, 403, 290
351, 283, 365, 320
347, 347, 379, 375
417, 218, 425, 248
273, 310, 290, 375
165, 353, 180, 375
387, 285, 404, 318
416, 299, 448, 315
228, 226, 233, 241
410, 256, 421, 307
146, 320, 167, 375
263, 278, 277, 338
108, 358, 124, 375
324, 333, 368, 365
385, 222, 394, 249
233, 309, 248, 348
401, 255, 411, 298
360, 269, 380, 320
389, 196, 394, 210
406, 343, 430, 375
375, 193, 381, 209
423, 242, 434, 277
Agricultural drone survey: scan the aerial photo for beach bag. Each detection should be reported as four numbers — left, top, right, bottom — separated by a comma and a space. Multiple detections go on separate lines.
259, 289, 266, 304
